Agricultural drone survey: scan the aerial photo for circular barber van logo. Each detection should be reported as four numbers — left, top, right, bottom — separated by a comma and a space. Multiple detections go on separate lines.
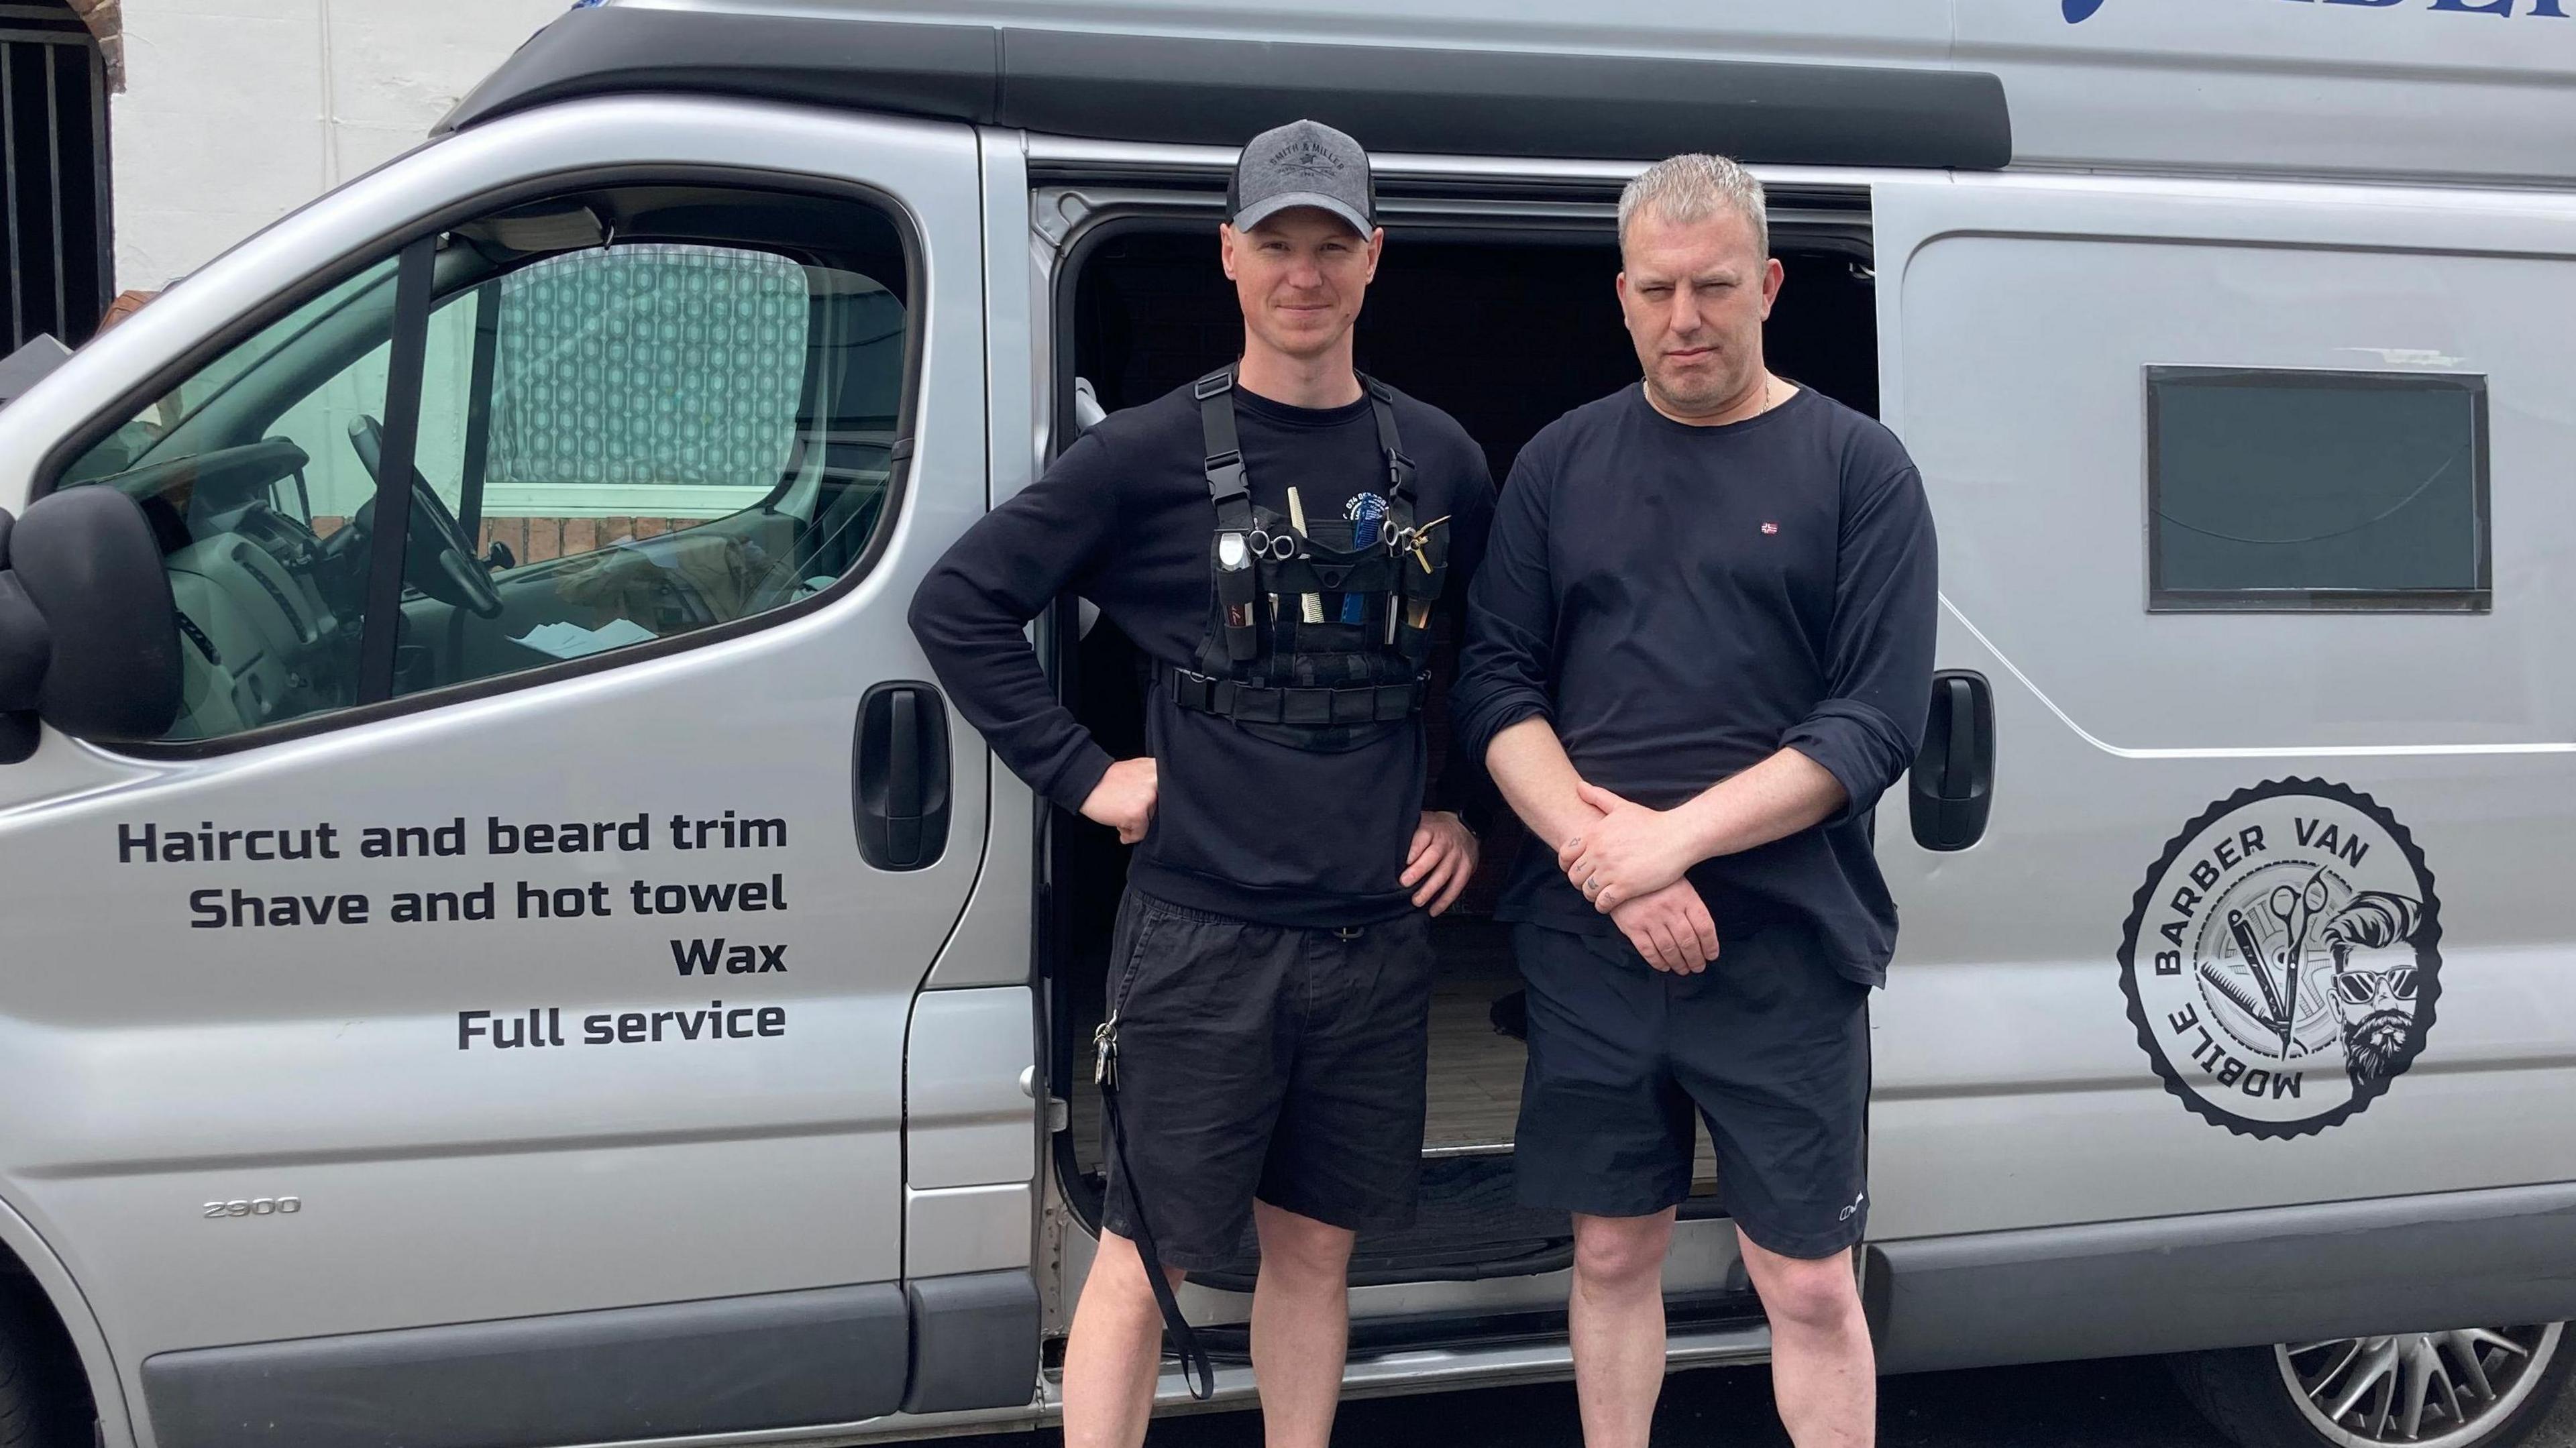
2117, 779, 2441, 1139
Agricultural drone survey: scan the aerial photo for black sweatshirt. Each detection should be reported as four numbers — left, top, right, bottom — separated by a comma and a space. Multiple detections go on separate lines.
910, 378, 1495, 928
1452, 384, 1937, 985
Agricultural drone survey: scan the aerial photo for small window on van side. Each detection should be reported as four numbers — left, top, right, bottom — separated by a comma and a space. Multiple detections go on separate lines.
2146, 366, 2489, 612
52, 182, 914, 744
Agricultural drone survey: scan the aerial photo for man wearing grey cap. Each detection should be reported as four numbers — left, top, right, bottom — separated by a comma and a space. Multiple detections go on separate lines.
911, 120, 1496, 1445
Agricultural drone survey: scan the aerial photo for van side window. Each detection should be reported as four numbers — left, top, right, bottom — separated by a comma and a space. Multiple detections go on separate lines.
2146, 366, 2489, 612
52, 184, 914, 744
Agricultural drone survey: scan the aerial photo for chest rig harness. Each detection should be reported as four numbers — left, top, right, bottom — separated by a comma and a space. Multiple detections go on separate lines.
1166, 365, 1451, 748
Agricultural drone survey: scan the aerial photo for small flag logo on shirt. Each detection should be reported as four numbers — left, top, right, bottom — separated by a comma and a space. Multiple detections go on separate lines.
1761, 521, 1780, 535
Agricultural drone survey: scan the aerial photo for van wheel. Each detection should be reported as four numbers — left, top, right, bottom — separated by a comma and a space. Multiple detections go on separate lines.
2172, 1324, 2571, 1448
0, 1282, 89, 1448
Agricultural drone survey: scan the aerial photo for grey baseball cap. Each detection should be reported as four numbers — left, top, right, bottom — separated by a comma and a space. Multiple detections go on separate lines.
1228, 119, 1375, 237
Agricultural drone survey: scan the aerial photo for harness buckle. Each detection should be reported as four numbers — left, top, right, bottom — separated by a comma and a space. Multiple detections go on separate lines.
1205, 452, 1248, 504
1193, 371, 1234, 402
1169, 668, 1218, 711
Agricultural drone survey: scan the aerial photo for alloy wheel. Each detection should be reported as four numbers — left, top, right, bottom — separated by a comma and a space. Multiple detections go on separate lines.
2275, 1324, 2563, 1447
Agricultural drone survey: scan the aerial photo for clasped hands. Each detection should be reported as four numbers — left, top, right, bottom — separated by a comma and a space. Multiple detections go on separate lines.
1559, 781, 1720, 974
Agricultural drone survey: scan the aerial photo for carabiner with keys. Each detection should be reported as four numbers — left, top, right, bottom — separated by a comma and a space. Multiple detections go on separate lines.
1092, 1018, 1120, 1089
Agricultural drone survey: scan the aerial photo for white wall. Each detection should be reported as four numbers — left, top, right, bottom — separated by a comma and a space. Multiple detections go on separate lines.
109, 0, 564, 291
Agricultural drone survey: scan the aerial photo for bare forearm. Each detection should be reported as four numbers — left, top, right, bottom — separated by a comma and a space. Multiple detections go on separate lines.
1672, 748, 1849, 864
1485, 717, 1601, 848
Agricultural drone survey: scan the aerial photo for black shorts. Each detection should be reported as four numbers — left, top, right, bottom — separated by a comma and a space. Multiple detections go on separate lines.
1511, 918, 1872, 1260
1099, 889, 1434, 1272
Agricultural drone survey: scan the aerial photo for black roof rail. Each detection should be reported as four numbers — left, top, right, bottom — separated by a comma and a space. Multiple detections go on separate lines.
439, 8, 2012, 172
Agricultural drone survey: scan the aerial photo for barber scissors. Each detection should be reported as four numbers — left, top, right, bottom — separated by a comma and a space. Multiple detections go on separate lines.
2266, 866, 2333, 1058
1244, 528, 1299, 561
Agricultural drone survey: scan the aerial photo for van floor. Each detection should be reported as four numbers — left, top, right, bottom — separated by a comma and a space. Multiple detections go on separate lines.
1423, 920, 1526, 1151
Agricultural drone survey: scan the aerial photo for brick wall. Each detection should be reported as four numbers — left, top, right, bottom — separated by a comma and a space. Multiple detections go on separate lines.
309, 516, 707, 563
474, 516, 705, 564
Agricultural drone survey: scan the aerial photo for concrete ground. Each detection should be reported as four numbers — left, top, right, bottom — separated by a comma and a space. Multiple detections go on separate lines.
952, 1351, 2576, 1447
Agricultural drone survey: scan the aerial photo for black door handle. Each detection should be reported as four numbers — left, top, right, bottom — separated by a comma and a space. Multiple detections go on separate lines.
1909, 670, 1995, 852
855, 680, 951, 871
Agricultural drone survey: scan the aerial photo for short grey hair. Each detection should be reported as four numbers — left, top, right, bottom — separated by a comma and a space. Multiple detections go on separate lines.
1617, 154, 1768, 262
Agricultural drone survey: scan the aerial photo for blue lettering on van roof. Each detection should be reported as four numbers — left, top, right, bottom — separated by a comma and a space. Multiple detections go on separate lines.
2072, 0, 2567, 19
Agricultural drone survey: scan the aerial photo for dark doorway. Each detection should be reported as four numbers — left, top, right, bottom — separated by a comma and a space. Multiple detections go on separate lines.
1049, 218, 1883, 1286
0, 1, 108, 347
1071, 223, 1881, 486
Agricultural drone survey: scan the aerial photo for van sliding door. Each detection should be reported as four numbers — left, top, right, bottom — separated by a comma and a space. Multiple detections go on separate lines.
1867, 173, 2576, 1239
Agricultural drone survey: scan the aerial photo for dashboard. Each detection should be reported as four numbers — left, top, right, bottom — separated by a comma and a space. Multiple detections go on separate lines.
103, 437, 367, 739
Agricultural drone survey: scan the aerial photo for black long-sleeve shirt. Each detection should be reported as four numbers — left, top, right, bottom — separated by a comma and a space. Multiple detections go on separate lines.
1452, 384, 1937, 985
910, 378, 1495, 928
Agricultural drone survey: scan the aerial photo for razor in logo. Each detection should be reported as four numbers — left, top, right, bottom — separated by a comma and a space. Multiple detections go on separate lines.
2063, 0, 2108, 18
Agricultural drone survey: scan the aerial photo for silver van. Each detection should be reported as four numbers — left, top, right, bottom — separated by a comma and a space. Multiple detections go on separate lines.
0, 2, 2570, 1446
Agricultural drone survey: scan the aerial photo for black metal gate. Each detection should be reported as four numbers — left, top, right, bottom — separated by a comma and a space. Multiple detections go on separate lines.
0, 2, 105, 348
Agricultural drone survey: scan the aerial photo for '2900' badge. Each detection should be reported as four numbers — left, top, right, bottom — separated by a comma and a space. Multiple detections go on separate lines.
2116, 779, 2441, 1139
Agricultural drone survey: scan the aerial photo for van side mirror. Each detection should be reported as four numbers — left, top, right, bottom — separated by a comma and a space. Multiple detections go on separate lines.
0, 487, 183, 763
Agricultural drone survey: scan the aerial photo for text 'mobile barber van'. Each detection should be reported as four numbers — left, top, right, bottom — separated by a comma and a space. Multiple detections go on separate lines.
0, 1, 2569, 1445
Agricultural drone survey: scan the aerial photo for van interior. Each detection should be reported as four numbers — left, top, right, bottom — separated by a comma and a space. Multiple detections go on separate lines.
60, 182, 910, 743
1044, 203, 1880, 1294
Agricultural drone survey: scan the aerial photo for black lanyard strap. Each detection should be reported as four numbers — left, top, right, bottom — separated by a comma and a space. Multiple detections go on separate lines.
1095, 1050, 1217, 1401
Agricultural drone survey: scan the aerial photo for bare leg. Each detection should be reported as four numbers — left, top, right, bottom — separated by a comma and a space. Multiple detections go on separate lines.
1249, 1201, 1358, 1448
1739, 1233, 1875, 1447
1064, 1229, 1184, 1448
1568, 1209, 1678, 1448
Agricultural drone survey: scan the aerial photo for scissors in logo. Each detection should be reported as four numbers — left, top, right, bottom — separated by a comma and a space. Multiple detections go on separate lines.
2266, 866, 2334, 1058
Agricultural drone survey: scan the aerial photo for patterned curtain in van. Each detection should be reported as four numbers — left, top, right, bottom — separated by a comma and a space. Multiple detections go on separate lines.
484, 243, 808, 493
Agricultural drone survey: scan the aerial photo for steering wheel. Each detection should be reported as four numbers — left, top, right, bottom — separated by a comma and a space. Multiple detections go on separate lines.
346, 414, 504, 619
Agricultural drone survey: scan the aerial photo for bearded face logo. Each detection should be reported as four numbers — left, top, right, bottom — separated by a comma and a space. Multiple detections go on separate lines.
2322, 891, 2425, 1089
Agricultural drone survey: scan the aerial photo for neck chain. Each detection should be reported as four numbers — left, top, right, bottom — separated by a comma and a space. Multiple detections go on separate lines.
1750, 376, 1781, 420
1648, 374, 1788, 427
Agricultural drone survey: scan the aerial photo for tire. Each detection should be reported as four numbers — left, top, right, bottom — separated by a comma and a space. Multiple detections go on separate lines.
2172, 1324, 2573, 1448
0, 1282, 89, 1448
